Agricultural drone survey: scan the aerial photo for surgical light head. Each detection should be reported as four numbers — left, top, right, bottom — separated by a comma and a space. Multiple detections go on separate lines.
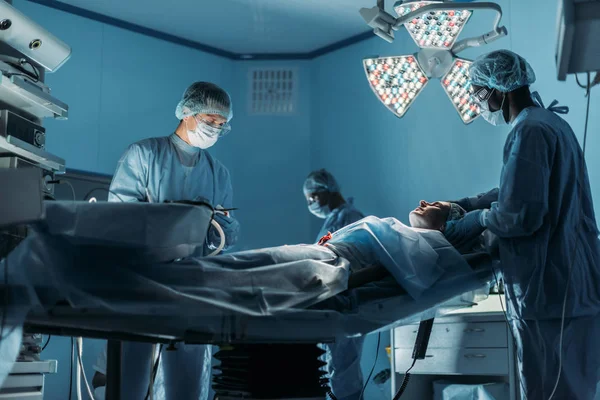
359, 0, 508, 124
363, 56, 429, 118
394, 1, 472, 50
468, 49, 536, 93
442, 58, 481, 123
175, 82, 233, 123
0, 0, 71, 72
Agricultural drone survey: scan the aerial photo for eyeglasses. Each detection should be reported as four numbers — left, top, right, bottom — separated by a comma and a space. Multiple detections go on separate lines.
195, 116, 232, 138
472, 87, 494, 104
307, 191, 328, 205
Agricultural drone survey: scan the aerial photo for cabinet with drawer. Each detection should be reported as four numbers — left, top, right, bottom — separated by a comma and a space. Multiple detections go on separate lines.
393, 321, 508, 349
390, 295, 519, 400
394, 347, 509, 376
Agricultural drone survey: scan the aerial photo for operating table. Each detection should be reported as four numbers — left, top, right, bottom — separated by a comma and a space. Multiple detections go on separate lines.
0, 201, 495, 399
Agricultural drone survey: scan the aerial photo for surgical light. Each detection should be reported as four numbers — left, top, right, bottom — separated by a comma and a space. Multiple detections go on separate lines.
441, 58, 480, 124
394, 2, 472, 50
360, 0, 508, 124
363, 56, 429, 118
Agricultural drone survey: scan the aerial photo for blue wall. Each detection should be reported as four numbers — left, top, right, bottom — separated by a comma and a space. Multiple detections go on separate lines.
11, 0, 599, 399
227, 61, 313, 249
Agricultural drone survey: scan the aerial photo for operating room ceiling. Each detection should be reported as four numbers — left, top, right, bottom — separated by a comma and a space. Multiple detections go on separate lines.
50, 0, 397, 54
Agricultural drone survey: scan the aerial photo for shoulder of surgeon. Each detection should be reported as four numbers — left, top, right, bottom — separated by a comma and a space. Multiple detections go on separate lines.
508, 107, 565, 150
339, 202, 366, 224
122, 136, 230, 173
121, 136, 170, 158
513, 107, 568, 136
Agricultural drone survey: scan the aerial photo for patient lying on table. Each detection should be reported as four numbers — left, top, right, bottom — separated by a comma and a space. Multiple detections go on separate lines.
408, 188, 499, 254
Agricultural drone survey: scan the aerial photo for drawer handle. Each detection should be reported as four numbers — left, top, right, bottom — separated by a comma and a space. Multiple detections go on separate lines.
464, 354, 487, 359
464, 328, 485, 333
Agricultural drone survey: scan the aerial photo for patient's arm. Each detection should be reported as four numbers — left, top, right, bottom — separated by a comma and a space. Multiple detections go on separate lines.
348, 265, 390, 289
450, 188, 499, 212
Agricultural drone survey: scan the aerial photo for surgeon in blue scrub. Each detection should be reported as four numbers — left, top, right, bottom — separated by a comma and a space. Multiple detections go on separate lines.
108, 82, 240, 399
467, 50, 600, 400
304, 169, 365, 242
303, 169, 366, 400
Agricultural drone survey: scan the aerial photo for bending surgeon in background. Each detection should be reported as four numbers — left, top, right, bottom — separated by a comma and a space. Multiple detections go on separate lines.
97, 82, 241, 400
465, 50, 600, 399
304, 169, 365, 241
303, 169, 366, 400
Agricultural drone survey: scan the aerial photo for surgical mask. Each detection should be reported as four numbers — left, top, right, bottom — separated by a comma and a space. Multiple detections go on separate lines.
480, 93, 507, 126
308, 202, 331, 219
187, 122, 219, 149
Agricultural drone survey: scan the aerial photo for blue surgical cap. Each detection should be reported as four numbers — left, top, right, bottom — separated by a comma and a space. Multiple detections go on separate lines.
175, 82, 233, 121
469, 50, 536, 92
303, 169, 341, 196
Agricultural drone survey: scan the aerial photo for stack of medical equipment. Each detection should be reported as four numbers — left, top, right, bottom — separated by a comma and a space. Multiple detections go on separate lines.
0, 0, 71, 189
0, 359, 58, 400
360, 0, 508, 123
0, 1, 71, 397
0, 0, 71, 262
0, 333, 57, 400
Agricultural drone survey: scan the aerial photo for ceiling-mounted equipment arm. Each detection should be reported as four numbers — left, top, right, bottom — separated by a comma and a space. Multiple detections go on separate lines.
361, 1, 508, 48
360, 5, 396, 43
449, 4, 508, 55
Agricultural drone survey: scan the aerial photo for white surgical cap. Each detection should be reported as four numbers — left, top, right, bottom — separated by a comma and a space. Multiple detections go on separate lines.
175, 82, 233, 121
469, 50, 536, 92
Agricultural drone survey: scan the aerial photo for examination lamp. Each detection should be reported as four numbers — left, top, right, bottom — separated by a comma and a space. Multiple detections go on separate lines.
360, 0, 508, 124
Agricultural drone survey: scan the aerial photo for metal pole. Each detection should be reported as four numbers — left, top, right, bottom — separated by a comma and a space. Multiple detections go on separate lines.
106, 340, 122, 400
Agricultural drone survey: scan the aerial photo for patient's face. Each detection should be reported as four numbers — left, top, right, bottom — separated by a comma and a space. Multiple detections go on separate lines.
409, 201, 451, 230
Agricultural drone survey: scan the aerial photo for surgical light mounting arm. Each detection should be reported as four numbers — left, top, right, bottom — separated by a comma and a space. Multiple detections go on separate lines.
360, 1, 508, 55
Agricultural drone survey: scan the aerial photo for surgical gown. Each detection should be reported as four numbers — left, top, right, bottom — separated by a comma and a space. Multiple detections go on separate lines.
316, 200, 366, 400
484, 106, 600, 399
108, 133, 238, 400
109, 133, 239, 250
316, 200, 365, 241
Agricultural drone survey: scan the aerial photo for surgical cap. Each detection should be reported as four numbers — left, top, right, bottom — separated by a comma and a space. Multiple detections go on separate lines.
469, 50, 536, 92
303, 169, 341, 196
175, 82, 233, 121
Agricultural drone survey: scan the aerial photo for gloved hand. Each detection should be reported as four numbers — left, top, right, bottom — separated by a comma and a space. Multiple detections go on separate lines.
479, 209, 489, 227
207, 210, 240, 251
